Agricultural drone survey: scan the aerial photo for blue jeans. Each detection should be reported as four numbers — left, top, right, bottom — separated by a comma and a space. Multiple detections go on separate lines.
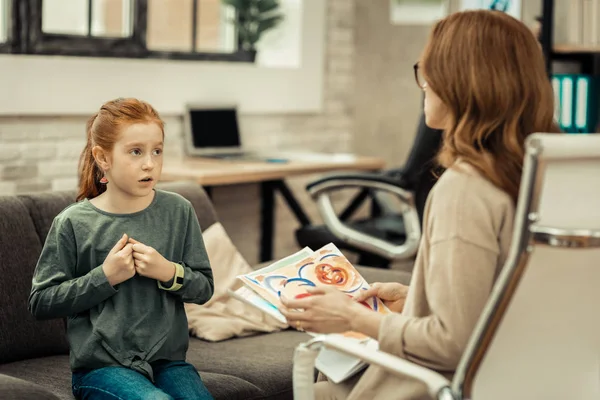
72, 360, 214, 400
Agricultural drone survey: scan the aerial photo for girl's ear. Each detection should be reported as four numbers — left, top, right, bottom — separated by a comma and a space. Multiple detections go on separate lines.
92, 146, 111, 171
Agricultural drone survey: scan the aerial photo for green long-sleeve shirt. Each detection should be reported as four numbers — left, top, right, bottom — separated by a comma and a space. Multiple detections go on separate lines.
28, 189, 214, 380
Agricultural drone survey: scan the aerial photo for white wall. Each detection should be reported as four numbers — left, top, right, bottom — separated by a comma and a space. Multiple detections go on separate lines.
257, 0, 303, 68
0, 0, 323, 115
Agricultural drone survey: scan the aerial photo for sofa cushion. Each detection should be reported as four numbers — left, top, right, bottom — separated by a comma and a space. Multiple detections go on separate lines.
0, 373, 60, 400
0, 356, 72, 400
0, 356, 263, 400
186, 222, 287, 342
0, 196, 69, 364
17, 192, 75, 247
187, 330, 310, 400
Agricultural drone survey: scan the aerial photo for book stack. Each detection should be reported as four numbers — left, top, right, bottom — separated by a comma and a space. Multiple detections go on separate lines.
567, 0, 600, 46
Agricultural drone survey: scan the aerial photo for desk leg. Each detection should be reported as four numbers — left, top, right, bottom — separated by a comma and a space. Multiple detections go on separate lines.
259, 180, 313, 262
260, 181, 276, 262
273, 181, 311, 227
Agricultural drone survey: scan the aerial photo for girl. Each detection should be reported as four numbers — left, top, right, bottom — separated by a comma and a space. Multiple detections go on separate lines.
280, 10, 560, 400
28, 98, 215, 400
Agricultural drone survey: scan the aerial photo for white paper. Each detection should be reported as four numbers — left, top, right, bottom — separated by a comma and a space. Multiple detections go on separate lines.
315, 335, 379, 384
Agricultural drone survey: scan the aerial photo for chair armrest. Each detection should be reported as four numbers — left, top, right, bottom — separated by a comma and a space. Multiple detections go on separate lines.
293, 336, 454, 400
306, 173, 411, 201
306, 174, 421, 260
0, 374, 60, 399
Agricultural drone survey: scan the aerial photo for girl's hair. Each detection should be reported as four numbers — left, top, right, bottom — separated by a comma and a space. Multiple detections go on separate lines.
421, 10, 560, 203
77, 98, 165, 201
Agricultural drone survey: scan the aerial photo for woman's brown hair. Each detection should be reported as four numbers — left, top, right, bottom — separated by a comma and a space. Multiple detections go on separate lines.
77, 98, 165, 201
421, 10, 560, 203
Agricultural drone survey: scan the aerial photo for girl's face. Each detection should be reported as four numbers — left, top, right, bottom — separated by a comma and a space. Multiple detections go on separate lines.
103, 122, 164, 200
423, 86, 449, 130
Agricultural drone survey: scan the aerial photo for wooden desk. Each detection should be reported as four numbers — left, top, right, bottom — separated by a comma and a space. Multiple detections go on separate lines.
161, 154, 386, 261
161, 155, 385, 186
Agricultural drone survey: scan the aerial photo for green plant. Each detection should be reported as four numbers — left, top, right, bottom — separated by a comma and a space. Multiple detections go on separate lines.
222, 0, 285, 51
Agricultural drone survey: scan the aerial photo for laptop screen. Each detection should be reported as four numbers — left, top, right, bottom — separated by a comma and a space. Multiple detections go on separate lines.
189, 107, 240, 149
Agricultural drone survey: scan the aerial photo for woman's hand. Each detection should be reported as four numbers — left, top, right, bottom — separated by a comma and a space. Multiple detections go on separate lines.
353, 282, 409, 313
128, 238, 175, 283
279, 286, 364, 334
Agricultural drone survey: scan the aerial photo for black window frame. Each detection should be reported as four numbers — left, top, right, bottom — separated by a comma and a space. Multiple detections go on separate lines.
0, 0, 253, 62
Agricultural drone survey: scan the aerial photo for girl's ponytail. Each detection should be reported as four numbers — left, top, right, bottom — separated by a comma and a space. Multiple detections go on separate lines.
76, 114, 104, 201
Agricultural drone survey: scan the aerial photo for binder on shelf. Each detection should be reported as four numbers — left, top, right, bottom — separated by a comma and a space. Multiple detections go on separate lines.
552, 76, 561, 126
574, 75, 598, 133
561, 76, 574, 132
551, 74, 598, 134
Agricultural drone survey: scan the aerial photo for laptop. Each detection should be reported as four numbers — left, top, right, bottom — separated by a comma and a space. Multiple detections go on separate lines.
183, 103, 268, 160
182, 103, 356, 163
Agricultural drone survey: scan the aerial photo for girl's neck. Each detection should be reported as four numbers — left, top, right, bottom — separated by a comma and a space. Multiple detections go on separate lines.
90, 189, 156, 214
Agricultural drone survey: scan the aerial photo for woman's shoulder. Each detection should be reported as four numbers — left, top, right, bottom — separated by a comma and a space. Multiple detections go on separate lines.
427, 162, 515, 250
433, 162, 513, 207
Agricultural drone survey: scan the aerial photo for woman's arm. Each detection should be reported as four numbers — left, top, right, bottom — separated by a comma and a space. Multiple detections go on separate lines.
28, 218, 118, 320
375, 238, 499, 371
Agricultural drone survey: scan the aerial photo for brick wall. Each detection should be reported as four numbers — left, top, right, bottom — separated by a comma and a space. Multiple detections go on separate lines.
0, 0, 356, 264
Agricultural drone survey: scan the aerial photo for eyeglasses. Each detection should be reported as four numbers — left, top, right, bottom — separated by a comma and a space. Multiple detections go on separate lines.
413, 62, 427, 90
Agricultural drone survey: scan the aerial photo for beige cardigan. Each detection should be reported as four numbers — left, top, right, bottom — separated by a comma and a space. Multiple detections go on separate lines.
322, 162, 515, 400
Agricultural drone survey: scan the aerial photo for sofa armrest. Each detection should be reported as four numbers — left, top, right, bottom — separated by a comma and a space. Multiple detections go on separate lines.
0, 374, 60, 400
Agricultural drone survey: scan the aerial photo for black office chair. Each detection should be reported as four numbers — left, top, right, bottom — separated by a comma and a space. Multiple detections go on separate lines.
295, 113, 443, 268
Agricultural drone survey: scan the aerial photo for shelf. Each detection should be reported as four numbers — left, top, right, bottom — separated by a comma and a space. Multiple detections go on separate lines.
553, 44, 600, 54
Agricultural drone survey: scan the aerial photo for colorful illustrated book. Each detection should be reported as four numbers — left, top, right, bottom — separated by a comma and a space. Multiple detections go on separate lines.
229, 243, 391, 382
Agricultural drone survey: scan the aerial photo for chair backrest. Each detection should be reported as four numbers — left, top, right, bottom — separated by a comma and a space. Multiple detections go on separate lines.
453, 133, 600, 400
393, 112, 443, 223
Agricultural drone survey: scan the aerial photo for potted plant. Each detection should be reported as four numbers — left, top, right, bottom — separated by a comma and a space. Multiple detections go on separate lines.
222, 0, 285, 62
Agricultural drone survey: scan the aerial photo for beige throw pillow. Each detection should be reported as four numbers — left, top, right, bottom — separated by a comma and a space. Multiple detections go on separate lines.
184, 222, 288, 341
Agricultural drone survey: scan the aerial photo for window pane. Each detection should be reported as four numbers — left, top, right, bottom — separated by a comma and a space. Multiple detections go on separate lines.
42, 0, 89, 35
147, 0, 193, 52
0, 0, 7, 43
195, 0, 236, 53
91, 0, 133, 37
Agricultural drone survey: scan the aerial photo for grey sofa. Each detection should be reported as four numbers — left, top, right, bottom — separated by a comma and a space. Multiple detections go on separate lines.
0, 181, 411, 400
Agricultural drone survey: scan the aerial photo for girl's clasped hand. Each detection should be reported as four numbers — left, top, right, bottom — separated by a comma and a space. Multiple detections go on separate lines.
102, 233, 175, 287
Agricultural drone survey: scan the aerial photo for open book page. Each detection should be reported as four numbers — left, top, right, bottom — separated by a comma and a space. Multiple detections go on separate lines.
228, 247, 315, 325
228, 286, 288, 324
237, 243, 390, 340
244, 246, 314, 278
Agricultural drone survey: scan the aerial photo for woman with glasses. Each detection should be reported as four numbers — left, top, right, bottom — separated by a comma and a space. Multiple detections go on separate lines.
280, 9, 559, 400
